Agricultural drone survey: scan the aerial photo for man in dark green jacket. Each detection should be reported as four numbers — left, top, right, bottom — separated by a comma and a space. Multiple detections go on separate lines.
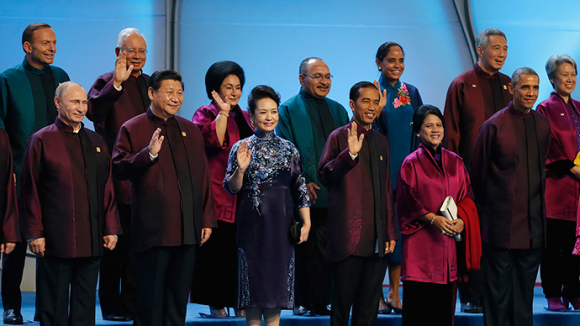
0, 22, 69, 324
276, 57, 349, 316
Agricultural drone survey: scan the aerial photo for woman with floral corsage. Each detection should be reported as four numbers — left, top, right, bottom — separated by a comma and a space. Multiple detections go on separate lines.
373, 41, 424, 315
224, 85, 311, 326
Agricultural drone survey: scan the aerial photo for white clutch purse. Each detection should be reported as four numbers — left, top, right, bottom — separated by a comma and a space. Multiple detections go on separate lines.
439, 196, 462, 242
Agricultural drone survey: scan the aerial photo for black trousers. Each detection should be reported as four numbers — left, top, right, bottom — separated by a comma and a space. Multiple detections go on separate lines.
482, 244, 542, 326
37, 255, 100, 326
98, 204, 135, 316
402, 280, 457, 326
457, 269, 482, 304
1, 239, 27, 313
134, 245, 196, 326
540, 218, 580, 298
295, 207, 331, 309
330, 255, 385, 326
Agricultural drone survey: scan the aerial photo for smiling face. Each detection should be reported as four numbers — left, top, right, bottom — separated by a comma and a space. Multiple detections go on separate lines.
350, 86, 380, 130
218, 74, 242, 106
509, 74, 539, 113
149, 79, 184, 120
477, 35, 508, 74
552, 62, 577, 100
55, 84, 88, 131
376, 45, 405, 86
418, 114, 444, 150
251, 97, 279, 134
299, 59, 331, 99
24, 28, 57, 70
118, 33, 147, 75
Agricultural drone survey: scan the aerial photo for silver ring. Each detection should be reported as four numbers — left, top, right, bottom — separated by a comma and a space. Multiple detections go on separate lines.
442, 230, 446, 235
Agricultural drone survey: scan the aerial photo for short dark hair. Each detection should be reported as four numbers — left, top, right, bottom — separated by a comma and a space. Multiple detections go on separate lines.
205, 61, 245, 100
412, 104, 444, 133
149, 70, 184, 91
376, 42, 404, 62
299, 57, 323, 75
476, 28, 507, 49
247, 85, 280, 116
349, 81, 377, 102
511, 67, 538, 88
22, 22, 52, 47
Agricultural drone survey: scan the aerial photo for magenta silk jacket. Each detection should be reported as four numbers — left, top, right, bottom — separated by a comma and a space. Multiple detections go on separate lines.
192, 101, 252, 223
397, 144, 473, 284
537, 93, 580, 221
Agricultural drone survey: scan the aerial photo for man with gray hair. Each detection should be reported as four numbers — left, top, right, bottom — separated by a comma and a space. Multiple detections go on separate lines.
276, 57, 349, 316
21, 81, 121, 326
442, 27, 511, 313
0, 22, 70, 324
471, 68, 551, 326
87, 27, 150, 322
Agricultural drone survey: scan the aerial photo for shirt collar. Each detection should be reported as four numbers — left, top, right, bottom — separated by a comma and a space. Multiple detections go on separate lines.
474, 62, 500, 80
22, 57, 50, 75
299, 89, 326, 103
147, 107, 177, 125
507, 102, 533, 119
378, 75, 400, 90
254, 128, 276, 140
55, 117, 83, 133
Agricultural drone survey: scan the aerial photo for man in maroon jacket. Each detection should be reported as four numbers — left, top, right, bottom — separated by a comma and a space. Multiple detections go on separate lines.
87, 27, 150, 322
0, 128, 19, 256
471, 68, 551, 326
21, 81, 121, 326
112, 70, 217, 326
443, 27, 512, 313
318, 81, 397, 326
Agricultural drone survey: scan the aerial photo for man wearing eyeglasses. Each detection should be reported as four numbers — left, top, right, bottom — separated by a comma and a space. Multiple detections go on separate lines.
276, 57, 349, 316
86, 27, 151, 322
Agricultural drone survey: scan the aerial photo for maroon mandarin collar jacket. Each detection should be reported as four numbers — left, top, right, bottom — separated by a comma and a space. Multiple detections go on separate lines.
397, 144, 473, 284
470, 103, 551, 249
21, 119, 121, 258
537, 92, 580, 221
318, 123, 397, 262
0, 127, 20, 243
192, 101, 252, 223
112, 109, 217, 253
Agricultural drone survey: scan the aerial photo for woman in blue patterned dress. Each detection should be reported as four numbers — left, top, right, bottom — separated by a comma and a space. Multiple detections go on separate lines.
224, 85, 311, 326
374, 41, 424, 314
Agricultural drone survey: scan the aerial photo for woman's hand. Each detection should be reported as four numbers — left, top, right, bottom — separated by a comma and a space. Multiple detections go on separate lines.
432, 215, 458, 237
236, 141, 251, 172
298, 223, 310, 244
451, 218, 465, 234
212, 90, 231, 115
373, 79, 387, 114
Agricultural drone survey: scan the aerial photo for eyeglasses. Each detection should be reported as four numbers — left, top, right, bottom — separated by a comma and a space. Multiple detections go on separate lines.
304, 74, 333, 80
123, 47, 148, 55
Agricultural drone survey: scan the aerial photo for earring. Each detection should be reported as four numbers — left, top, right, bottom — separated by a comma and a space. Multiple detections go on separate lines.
251, 119, 255, 129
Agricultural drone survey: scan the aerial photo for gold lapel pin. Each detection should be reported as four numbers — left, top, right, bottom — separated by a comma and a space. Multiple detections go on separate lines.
182, 132, 186, 137
503, 85, 507, 90
380, 155, 383, 161
96, 147, 101, 152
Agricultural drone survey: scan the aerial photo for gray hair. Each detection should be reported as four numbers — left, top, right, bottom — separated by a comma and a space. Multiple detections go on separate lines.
116, 28, 147, 49
476, 28, 507, 49
299, 57, 323, 75
546, 54, 577, 88
511, 67, 538, 87
55, 81, 84, 99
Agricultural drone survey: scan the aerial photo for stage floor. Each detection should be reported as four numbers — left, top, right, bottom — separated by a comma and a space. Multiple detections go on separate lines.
10, 287, 580, 325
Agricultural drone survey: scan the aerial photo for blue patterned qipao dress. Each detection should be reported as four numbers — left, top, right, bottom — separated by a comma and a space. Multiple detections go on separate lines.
224, 129, 310, 309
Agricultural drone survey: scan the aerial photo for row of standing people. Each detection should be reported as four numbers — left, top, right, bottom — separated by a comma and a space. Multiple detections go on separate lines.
0, 22, 579, 326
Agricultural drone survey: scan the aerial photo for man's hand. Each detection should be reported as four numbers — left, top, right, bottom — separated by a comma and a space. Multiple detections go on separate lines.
103, 235, 118, 250
306, 182, 320, 204
29, 238, 46, 257
113, 51, 134, 88
200, 228, 212, 246
149, 128, 164, 157
385, 240, 396, 254
1, 243, 16, 254
347, 121, 364, 156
